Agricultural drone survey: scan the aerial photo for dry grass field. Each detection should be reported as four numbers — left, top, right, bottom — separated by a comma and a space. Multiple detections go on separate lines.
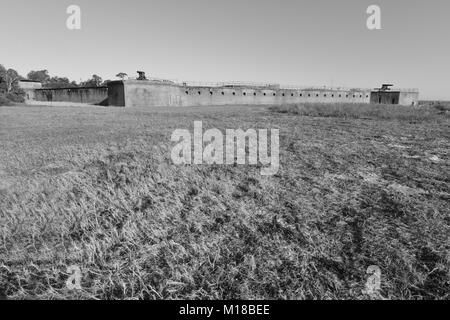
0, 103, 449, 300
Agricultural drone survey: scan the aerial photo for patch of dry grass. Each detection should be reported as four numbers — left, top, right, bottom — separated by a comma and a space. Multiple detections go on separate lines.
269, 103, 448, 121
0, 104, 449, 300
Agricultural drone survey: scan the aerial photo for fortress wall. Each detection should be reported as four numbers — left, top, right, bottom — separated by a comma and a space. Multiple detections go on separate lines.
121, 81, 183, 107
26, 81, 418, 107
107, 81, 125, 106
23, 89, 37, 101
109, 80, 371, 107
370, 91, 400, 105
33, 87, 108, 104
182, 87, 371, 106
370, 90, 419, 106
399, 91, 419, 106
19, 81, 42, 102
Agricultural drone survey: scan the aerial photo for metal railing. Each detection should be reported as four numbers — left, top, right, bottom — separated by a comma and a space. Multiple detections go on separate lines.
122, 77, 418, 93
374, 87, 419, 93
279, 84, 370, 91
178, 81, 280, 88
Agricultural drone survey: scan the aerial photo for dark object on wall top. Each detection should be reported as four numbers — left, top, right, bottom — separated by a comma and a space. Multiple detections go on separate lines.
137, 71, 147, 80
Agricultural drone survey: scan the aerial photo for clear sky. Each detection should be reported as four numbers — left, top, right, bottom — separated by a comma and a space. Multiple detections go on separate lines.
1, 0, 449, 99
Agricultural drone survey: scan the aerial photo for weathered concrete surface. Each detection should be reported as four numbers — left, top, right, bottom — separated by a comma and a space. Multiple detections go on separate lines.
18, 80, 42, 90
399, 91, 420, 106
107, 81, 125, 106
33, 87, 108, 105
370, 90, 419, 106
18, 80, 42, 101
23, 80, 419, 107
370, 91, 401, 105
108, 80, 372, 107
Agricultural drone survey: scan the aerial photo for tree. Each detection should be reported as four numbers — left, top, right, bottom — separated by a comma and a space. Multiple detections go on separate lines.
80, 74, 103, 87
92, 74, 102, 86
45, 76, 78, 88
0, 64, 25, 104
116, 72, 128, 80
27, 70, 50, 83
0, 65, 22, 93
0, 64, 6, 92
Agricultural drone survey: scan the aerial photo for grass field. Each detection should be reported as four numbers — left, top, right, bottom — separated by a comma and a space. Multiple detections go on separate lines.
0, 103, 449, 300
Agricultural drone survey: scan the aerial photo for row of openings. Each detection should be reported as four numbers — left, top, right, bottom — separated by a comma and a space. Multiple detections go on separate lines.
185, 90, 368, 98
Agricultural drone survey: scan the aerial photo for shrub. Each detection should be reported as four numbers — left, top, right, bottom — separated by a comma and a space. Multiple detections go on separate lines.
6, 91, 25, 103
433, 102, 450, 113
0, 89, 25, 106
0, 94, 13, 106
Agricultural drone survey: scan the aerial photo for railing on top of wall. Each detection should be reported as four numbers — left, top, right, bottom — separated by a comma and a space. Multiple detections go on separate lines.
121, 78, 418, 93
181, 83, 373, 91
127, 76, 178, 83
128, 80, 371, 91
279, 85, 369, 91
376, 88, 419, 93
179, 81, 280, 88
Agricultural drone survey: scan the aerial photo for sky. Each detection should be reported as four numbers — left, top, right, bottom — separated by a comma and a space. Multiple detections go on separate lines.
1, 0, 449, 100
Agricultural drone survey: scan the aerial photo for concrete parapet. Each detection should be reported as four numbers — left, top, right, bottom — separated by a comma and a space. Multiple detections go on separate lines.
107, 80, 373, 107
33, 86, 108, 105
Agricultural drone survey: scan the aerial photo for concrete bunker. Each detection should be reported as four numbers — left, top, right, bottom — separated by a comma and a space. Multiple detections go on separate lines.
22, 72, 419, 107
370, 84, 418, 106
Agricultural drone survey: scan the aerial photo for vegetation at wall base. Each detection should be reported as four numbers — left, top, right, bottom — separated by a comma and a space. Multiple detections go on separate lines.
269, 103, 449, 121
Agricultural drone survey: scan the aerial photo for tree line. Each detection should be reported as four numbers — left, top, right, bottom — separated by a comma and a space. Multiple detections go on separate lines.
0, 65, 25, 104
0, 64, 127, 105
0, 64, 115, 91
26, 70, 109, 88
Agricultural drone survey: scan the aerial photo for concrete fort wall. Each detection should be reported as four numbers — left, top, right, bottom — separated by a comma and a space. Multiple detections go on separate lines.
120, 81, 184, 107
33, 87, 108, 105
370, 90, 419, 106
108, 80, 372, 107
19, 81, 42, 101
107, 81, 125, 106
182, 87, 371, 107
24, 80, 419, 107
399, 91, 419, 106
370, 91, 400, 105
